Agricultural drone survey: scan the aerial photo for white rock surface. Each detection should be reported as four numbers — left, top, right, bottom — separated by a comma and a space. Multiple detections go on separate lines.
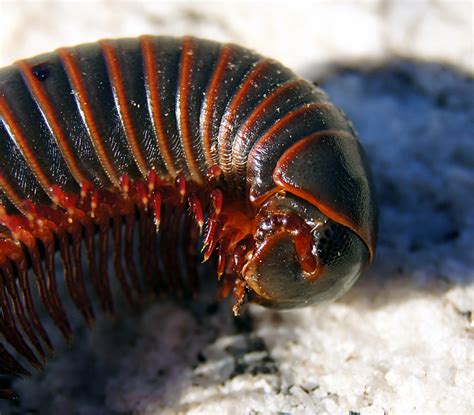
0, 1, 473, 414
1, 1, 473, 74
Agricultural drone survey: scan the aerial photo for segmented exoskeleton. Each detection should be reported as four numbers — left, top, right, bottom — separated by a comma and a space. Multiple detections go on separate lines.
0, 36, 377, 400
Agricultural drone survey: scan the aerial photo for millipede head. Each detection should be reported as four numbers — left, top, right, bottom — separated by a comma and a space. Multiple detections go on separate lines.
240, 192, 370, 309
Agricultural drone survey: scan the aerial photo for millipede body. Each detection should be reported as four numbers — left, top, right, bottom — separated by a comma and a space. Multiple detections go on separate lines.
0, 35, 377, 400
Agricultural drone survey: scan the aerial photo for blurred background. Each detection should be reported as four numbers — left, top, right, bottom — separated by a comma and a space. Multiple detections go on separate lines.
0, 1, 473, 414
1, 1, 472, 74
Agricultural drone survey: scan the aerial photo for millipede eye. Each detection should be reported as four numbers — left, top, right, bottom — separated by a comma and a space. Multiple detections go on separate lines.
317, 223, 356, 266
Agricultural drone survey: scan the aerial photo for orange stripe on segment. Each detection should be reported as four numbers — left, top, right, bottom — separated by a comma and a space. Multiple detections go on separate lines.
246, 102, 336, 177
235, 80, 304, 142
0, 175, 27, 214
201, 44, 234, 167
177, 36, 204, 185
57, 47, 120, 188
16, 60, 87, 186
246, 187, 281, 209
273, 131, 375, 263
140, 35, 178, 178
232, 79, 307, 175
100, 40, 148, 178
0, 95, 53, 196
218, 59, 271, 174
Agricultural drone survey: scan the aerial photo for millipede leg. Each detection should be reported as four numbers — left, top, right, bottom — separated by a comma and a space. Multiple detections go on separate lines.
231, 234, 255, 274
168, 205, 185, 297
146, 212, 162, 296
137, 208, 159, 296
70, 229, 95, 327
138, 209, 153, 293
1, 263, 46, 360
160, 204, 172, 292
232, 278, 248, 316
0, 343, 31, 377
0, 277, 43, 370
112, 216, 134, 306
0, 388, 18, 401
124, 212, 144, 298
188, 193, 204, 232
183, 213, 200, 298
30, 245, 72, 343
16, 258, 53, 353
202, 215, 222, 262
84, 221, 104, 312
98, 222, 114, 315
58, 233, 77, 306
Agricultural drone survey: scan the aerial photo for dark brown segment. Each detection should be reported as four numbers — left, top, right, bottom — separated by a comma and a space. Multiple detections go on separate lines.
273, 132, 377, 261
17, 54, 111, 188
218, 59, 296, 180
0, 176, 24, 215
59, 45, 141, 186
0, 97, 61, 198
176, 37, 221, 183
140, 36, 185, 178
101, 39, 162, 178
0, 68, 79, 198
16, 59, 88, 186
112, 38, 170, 178
247, 103, 353, 203
215, 59, 258, 175
0, 96, 48, 196
177, 36, 203, 183
201, 44, 234, 167
58, 47, 121, 187
0, 118, 60, 211
200, 43, 261, 169
231, 79, 329, 192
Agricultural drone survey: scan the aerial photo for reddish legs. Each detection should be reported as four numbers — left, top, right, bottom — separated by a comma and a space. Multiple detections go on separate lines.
232, 235, 255, 274
232, 278, 248, 316
188, 193, 204, 232
0, 165, 264, 379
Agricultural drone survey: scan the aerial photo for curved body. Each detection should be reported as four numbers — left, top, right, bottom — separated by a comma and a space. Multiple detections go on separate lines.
0, 36, 377, 398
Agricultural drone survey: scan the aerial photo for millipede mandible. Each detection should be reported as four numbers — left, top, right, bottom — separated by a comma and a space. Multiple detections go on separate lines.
0, 35, 377, 400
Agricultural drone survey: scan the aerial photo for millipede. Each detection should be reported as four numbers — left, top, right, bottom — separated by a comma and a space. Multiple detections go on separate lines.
0, 35, 377, 400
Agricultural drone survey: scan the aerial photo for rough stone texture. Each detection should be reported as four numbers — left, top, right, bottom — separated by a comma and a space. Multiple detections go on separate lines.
0, 1, 473, 414
0, 1, 472, 74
